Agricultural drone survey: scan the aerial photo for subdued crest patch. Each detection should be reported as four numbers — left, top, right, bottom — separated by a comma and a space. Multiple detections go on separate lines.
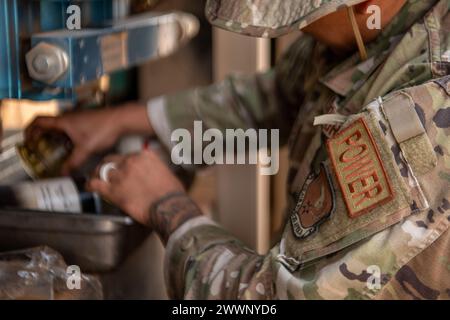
290, 163, 335, 239
326, 118, 393, 219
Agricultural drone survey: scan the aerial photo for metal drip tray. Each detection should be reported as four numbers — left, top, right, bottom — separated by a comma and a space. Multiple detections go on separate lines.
0, 209, 149, 273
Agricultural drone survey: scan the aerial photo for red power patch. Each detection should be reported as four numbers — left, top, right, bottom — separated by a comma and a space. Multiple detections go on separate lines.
326, 118, 394, 219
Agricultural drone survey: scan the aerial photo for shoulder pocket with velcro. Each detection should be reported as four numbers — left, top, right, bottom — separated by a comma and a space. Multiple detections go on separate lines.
278, 93, 435, 272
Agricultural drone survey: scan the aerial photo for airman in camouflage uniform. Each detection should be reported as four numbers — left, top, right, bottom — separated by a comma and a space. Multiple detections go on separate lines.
146, 0, 450, 300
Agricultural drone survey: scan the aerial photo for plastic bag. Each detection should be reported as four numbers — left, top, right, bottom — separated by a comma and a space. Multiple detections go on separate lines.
0, 246, 103, 300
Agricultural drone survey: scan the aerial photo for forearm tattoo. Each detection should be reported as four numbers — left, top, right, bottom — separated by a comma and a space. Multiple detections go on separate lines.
150, 192, 202, 245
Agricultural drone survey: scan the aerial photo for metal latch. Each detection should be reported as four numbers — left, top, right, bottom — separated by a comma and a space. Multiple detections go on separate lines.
26, 11, 199, 87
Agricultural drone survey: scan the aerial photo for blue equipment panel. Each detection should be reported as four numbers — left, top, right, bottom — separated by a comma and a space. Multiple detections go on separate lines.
0, 0, 113, 100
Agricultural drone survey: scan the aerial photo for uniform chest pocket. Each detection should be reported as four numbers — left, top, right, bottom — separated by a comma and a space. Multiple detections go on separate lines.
278, 96, 434, 272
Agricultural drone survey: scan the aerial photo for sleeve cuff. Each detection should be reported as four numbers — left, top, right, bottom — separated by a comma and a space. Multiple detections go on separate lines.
147, 96, 174, 151
165, 216, 217, 261
147, 96, 197, 171
163, 216, 217, 299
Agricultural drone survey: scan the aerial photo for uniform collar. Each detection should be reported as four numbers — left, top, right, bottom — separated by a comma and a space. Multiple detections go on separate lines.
320, 0, 441, 98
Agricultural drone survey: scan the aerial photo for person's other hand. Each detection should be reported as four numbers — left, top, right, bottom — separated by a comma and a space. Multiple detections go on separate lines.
87, 149, 185, 226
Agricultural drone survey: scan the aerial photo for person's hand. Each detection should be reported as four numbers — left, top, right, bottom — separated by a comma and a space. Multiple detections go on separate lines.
25, 102, 152, 174
26, 109, 121, 174
87, 149, 185, 226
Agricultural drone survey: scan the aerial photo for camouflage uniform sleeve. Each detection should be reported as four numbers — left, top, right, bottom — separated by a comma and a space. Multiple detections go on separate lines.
165, 214, 275, 300
147, 70, 292, 154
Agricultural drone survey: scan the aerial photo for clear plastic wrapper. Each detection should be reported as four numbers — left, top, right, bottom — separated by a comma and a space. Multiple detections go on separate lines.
0, 246, 103, 300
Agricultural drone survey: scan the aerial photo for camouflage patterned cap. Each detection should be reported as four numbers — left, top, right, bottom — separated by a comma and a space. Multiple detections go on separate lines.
205, 0, 369, 38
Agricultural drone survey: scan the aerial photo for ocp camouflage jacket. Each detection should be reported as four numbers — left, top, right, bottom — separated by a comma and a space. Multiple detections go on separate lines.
148, 0, 450, 300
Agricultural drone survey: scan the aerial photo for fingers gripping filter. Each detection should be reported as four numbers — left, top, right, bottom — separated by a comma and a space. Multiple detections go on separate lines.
205, 0, 369, 38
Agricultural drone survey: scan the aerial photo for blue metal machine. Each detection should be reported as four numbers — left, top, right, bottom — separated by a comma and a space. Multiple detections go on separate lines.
0, 0, 198, 101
